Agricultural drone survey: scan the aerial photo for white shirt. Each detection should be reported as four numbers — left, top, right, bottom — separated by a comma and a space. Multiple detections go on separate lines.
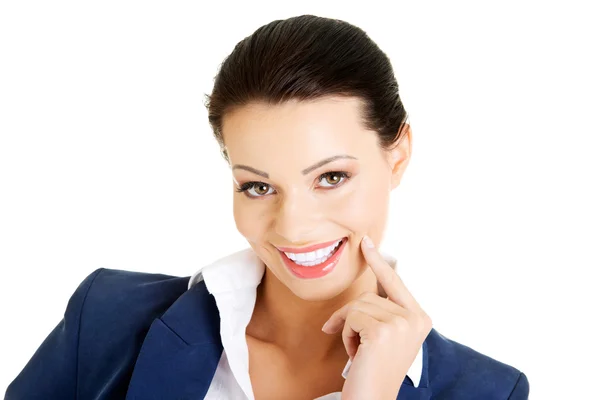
188, 247, 423, 400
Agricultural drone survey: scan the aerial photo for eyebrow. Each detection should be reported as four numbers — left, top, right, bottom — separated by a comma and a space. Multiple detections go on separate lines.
231, 154, 358, 178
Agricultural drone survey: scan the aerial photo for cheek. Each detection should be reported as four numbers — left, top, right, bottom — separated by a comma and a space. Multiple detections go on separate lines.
233, 199, 265, 242
336, 177, 390, 232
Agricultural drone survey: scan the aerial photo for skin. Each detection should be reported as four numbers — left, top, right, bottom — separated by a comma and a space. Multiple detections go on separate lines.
222, 95, 432, 399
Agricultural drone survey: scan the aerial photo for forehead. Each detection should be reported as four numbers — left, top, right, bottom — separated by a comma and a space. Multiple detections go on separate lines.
222, 96, 376, 159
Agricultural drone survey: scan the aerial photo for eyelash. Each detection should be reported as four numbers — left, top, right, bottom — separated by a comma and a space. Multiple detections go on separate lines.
235, 171, 352, 199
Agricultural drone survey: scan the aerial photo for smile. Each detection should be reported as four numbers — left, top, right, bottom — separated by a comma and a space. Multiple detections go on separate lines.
277, 237, 348, 279
283, 238, 344, 266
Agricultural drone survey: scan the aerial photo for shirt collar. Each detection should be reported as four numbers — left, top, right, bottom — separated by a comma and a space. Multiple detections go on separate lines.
188, 247, 423, 396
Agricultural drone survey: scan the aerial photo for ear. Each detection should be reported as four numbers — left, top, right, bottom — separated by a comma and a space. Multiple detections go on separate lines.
221, 146, 230, 164
386, 123, 412, 191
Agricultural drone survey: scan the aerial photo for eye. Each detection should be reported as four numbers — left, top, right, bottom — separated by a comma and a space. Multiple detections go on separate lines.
236, 171, 352, 199
236, 182, 275, 198
318, 171, 351, 188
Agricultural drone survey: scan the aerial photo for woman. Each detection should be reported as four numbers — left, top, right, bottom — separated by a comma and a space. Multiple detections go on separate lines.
5, 15, 529, 400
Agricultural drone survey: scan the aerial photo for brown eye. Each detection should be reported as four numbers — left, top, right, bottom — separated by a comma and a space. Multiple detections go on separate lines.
237, 171, 351, 199
254, 183, 270, 195
325, 173, 341, 185
319, 171, 351, 188
237, 182, 275, 198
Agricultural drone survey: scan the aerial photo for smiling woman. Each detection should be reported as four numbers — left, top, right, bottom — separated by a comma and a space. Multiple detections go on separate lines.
224, 97, 402, 304
5, 14, 529, 400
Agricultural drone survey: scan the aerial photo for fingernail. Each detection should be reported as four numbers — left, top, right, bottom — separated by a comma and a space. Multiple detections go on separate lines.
362, 235, 374, 248
322, 320, 331, 332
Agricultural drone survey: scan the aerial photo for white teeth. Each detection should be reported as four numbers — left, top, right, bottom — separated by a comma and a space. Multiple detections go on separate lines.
284, 239, 343, 267
315, 248, 326, 258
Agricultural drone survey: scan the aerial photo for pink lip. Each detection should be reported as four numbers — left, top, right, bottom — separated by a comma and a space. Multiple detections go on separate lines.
275, 237, 346, 253
279, 237, 348, 279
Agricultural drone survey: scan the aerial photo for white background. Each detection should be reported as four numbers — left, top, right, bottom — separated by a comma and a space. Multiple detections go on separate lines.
1, 1, 598, 398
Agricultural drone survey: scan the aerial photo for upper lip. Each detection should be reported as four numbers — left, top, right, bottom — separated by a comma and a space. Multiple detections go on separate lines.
275, 237, 346, 253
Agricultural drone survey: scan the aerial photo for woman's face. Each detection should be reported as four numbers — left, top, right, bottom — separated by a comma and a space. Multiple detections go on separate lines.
222, 96, 411, 301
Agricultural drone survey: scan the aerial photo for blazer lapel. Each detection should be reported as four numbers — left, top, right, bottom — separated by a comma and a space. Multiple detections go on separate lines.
125, 281, 224, 400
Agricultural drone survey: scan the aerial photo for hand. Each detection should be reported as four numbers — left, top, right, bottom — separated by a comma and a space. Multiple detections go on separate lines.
321, 235, 432, 400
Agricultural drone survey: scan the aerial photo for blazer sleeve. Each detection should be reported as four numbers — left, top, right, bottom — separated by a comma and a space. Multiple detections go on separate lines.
4, 268, 104, 400
507, 372, 530, 399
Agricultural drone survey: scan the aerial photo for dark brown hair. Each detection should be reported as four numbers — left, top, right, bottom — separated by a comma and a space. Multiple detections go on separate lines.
204, 14, 409, 163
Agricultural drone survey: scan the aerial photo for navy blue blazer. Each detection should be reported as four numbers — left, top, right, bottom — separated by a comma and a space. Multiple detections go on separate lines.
5, 268, 529, 399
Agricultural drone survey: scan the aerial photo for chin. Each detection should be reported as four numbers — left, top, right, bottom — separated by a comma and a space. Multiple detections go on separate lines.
281, 258, 366, 302
289, 281, 351, 302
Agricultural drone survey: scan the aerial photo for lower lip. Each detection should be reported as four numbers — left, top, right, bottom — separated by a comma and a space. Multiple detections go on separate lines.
279, 237, 348, 279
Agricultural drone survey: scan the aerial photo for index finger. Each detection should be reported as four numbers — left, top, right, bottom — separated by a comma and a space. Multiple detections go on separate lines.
361, 235, 420, 310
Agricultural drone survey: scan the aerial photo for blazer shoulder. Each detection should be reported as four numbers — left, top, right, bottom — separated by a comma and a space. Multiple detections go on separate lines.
75, 268, 191, 394
6, 267, 193, 400
58, 266, 192, 329
81, 267, 191, 320
427, 329, 529, 399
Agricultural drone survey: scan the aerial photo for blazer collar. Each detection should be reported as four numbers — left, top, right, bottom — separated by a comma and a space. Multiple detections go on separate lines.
126, 269, 435, 400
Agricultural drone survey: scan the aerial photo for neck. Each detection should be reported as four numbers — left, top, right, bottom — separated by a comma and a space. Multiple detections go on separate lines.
246, 266, 378, 361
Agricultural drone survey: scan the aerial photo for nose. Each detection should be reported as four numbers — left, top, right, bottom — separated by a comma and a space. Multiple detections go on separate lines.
273, 191, 321, 244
